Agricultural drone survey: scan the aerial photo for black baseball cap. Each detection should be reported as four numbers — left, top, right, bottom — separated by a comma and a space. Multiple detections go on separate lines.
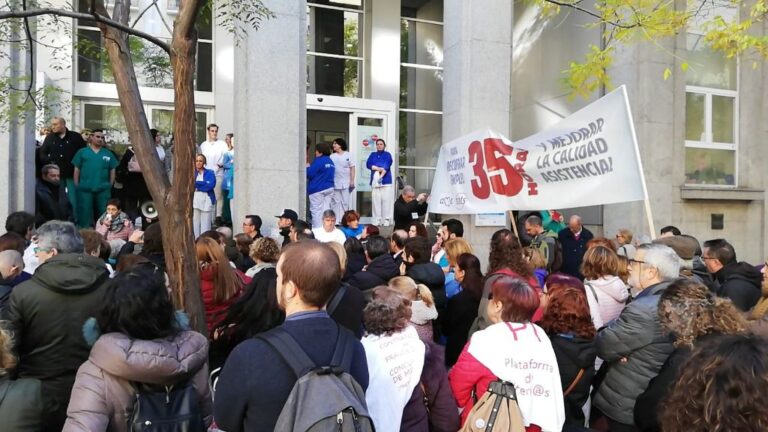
276, 209, 298, 223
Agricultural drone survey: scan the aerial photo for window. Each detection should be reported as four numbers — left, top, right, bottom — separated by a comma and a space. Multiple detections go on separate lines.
399, 0, 443, 192
75, 0, 213, 92
684, 32, 738, 186
307, 1, 364, 97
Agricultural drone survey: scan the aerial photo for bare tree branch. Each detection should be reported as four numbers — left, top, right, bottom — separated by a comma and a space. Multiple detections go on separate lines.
20, 0, 38, 108
543, 0, 639, 29
131, 0, 157, 27
0, 7, 171, 53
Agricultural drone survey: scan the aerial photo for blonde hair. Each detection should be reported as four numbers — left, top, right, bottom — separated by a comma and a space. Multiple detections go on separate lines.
0, 324, 17, 375
388, 276, 434, 307
523, 247, 547, 270
443, 238, 473, 266
326, 242, 348, 273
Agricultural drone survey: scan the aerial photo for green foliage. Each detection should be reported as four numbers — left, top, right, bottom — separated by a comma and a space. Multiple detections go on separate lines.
0, 74, 68, 129
531, 0, 768, 97
216, 0, 275, 45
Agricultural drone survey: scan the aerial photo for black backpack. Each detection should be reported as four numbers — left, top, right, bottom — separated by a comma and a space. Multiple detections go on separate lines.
258, 326, 373, 431
128, 381, 205, 432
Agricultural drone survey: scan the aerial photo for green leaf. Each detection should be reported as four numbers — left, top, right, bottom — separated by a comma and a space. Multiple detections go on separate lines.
680, 62, 689, 72
663, 67, 672, 80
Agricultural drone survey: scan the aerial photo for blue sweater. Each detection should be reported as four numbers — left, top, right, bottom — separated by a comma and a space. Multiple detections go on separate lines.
365, 150, 393, 185
194, 168, 217, 206
213, 314, 369, 432
307, 155, 335, 195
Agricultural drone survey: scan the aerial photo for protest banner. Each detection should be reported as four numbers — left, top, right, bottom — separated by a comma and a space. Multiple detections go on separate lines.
430, 86, 647, 211
428, 86, 653, 233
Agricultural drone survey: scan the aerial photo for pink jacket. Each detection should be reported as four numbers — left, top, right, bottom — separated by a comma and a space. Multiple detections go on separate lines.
95, 216, 134, 242
63, 331, 212, 432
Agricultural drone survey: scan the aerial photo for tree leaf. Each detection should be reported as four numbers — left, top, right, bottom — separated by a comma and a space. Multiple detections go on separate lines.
663, 67, 672, 80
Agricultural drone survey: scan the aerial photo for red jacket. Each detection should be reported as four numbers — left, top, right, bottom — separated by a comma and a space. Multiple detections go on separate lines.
449, 344, 542, 432
200, 265, 249, 335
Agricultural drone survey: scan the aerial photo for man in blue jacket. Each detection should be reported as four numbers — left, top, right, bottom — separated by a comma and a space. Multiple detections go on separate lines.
214, 240, 369, 431
307, 142, 335, 228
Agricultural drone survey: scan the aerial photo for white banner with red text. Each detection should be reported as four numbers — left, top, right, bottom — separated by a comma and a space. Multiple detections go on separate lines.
428, 86, 647, 214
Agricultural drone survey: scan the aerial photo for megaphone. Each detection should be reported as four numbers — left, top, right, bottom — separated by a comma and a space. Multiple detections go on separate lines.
141, 201, 159, 219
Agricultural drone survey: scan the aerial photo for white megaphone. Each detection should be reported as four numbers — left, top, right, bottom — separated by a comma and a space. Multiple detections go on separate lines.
140, 201, 159, 219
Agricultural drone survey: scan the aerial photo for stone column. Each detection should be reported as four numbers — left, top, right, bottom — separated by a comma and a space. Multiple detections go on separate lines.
233, 0, 306, 235
442, 0, 513, 267
0, 17, 36, 221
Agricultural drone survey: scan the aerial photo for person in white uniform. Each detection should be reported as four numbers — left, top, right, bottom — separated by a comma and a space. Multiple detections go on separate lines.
330, 138, 355, 224
199, 123, 228, 223
312, 209, 346, 245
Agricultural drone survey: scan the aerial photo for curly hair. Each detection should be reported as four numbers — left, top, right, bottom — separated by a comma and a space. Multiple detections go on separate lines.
660, 334, 768, 432
249, 237, 280, 263
538, 287, 596, 339
363, 287, 412, 336
658, 279, 746, 348
487, 229, 532, 278
0, 324, 17, 374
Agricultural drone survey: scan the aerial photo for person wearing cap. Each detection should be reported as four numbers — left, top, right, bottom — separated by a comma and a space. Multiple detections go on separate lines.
242, 215, 263, 240
653, 235, 703, 281
275, 209, 298, 247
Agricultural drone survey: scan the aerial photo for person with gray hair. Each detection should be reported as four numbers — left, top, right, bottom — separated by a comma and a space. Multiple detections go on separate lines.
2, 220, 109, 431
311, 209, 346, 245
592, 242, 678, 430
393, 185, 428, 231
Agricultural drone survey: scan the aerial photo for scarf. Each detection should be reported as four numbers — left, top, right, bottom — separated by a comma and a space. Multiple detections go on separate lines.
749, 280, 768, 320
97, 211, 129, 233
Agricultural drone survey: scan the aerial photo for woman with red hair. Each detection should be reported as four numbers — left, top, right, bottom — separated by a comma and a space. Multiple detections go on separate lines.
449, 276, 565, 432
539, 279, 597, 429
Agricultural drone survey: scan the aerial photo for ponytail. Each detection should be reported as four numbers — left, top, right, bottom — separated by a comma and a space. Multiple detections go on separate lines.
416, 284, 434, 308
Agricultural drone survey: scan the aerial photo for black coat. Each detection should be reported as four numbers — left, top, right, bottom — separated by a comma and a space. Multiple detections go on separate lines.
328, 282, 366, 339
39, 129, 86, 178
393, 196, 428, 230
558, 227, 594, 279
407, 262, 446, 308
442, 289, 479, 367
35, 179, 73, 227
714, 262, 762, 311
344, 251, 367, 282
400, 342, 460, 432
550, 333, 597, 427
348, 254, 400, 291
0, 279, 12, 316
634, 345, 692, 432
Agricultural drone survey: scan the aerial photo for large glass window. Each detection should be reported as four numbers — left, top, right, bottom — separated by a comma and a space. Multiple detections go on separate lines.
307, 2, 364, 97
399, 0, 443, 193
684, 32, 738, 186
75, 0, 213, 91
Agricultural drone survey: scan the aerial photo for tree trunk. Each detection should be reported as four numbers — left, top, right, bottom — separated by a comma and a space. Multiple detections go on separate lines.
96, 0, 206, 333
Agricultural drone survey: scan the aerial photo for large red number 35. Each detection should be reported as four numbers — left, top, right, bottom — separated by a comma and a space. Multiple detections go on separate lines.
468, 140, 490, 199
468, 138, 524, 199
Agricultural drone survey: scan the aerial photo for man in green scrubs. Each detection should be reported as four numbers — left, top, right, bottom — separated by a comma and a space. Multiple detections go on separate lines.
72, 129, 118, 228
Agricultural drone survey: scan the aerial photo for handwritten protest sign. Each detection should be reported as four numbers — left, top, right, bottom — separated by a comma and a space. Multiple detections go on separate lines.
429, 86, 647, 213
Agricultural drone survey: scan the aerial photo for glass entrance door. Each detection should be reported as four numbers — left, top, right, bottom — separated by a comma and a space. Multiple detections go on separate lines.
349, 113, 389, 222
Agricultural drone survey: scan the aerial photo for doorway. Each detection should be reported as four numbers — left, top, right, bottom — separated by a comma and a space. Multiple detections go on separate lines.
307, 95, 397, 223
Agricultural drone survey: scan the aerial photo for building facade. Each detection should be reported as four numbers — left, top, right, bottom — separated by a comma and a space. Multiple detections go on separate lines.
3, 0, 766, 262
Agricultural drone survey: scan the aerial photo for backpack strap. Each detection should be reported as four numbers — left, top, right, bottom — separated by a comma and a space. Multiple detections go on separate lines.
563, 368, 585, 396
585, 282, 599, 304
329, 326, 355, 371
326, 284, 347, 316
258, 328, 317, 378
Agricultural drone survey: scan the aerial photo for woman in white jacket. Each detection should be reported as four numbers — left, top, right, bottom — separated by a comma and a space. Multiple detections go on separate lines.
581, 245, 630, 328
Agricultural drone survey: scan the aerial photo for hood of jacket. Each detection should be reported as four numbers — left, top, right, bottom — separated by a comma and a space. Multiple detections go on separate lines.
365, 254, 400, 281
586, 276, 628, 303
717, 262, 762, 288
406, 262, 444, 288
551, 333, 597, 369
32, 253, 109, 294
410, 300, 438, 325
89, 330, 208, 385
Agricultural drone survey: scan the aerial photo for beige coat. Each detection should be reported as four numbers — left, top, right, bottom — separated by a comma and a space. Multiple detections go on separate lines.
63, 331, 212, 432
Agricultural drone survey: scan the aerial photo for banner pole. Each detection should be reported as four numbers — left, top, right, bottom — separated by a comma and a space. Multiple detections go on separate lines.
644, 199, 657, 241
423, 211, 429, 224
507, 210, 523, 247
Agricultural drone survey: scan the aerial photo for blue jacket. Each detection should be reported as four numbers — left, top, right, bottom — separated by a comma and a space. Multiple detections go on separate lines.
195, 168, 217, 207
366, 150, 393, 186
307, 155, 335, 195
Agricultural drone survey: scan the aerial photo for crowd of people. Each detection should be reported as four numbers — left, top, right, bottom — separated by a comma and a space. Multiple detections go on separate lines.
0, 200, 767, 432
2, 117, 765, 431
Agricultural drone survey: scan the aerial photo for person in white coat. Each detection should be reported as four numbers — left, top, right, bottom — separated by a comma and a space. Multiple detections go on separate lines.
330, 138, 355, 223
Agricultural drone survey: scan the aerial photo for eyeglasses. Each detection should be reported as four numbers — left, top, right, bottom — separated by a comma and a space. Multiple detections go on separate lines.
487, 292, 494, 300
33, 247, 53, 254
702, 257, 718, 261
629, 258, 646, 265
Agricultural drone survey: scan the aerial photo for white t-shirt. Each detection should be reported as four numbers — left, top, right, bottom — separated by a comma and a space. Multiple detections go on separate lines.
312, 227, 346, 245
199, 139, 228, 174
468, 322, 565, 432
362, 326, 425, 432
330, 151, 355, 189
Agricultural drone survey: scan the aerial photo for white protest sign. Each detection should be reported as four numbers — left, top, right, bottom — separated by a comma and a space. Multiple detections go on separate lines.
428, 86, 647, 213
